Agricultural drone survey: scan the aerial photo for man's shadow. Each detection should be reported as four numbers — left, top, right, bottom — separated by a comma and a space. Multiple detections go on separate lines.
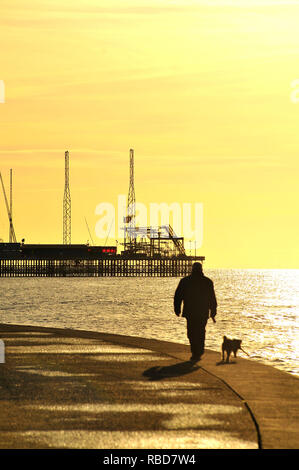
143, 361, 200, 381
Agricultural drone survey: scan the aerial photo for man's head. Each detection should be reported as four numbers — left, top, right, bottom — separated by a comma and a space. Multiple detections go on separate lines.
191, 262, 203, 276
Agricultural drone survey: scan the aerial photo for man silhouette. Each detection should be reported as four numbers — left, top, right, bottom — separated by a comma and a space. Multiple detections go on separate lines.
174, 262, 217, 362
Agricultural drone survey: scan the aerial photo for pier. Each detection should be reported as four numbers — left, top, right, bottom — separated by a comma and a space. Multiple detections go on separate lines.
1, 150, 205, 278
0, 237, 204, 277
0, 256, 204, 277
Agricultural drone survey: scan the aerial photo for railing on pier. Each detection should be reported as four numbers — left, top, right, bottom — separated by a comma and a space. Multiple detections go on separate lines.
0, 257, 204, 277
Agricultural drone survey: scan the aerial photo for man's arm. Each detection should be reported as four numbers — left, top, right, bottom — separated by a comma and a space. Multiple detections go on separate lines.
209, 281, 217, 319
174, 279, 184, 316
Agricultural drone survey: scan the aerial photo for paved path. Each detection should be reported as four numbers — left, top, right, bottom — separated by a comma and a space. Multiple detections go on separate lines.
0, 324, 298, 449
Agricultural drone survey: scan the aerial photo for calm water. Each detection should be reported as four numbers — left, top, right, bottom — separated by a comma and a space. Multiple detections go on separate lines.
0, 269, 298, 376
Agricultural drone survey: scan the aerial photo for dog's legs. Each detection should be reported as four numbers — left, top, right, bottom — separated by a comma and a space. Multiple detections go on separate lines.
226, 351, 231, 363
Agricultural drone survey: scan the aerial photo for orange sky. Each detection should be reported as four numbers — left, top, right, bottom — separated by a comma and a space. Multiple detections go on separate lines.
0, 0, 299, 268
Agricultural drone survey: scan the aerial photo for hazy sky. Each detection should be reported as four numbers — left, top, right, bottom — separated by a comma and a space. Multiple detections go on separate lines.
1, 0, 299, 268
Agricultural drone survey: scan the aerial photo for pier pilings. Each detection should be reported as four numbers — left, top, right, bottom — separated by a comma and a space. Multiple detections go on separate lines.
0, 257, 204, 277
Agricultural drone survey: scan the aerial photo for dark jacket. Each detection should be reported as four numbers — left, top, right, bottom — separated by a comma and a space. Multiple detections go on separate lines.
174, 273, 217, 320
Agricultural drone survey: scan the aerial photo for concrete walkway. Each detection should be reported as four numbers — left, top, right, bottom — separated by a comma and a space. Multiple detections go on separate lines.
0, 324, 298, 449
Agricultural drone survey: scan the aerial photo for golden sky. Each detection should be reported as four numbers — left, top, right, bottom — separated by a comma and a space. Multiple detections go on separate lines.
0, 0, 299, 268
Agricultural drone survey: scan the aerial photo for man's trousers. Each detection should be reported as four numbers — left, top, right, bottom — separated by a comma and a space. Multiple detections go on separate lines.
186, 316, 208, 359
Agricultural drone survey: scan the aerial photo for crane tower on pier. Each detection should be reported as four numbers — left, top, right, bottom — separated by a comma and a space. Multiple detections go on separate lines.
124, 148, 136, 252
0, 170, 17, 243
63, 150, 71, 244
9, 169, 13, 242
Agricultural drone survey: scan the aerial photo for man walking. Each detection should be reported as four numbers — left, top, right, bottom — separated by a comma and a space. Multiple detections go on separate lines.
174, 262, 217, 363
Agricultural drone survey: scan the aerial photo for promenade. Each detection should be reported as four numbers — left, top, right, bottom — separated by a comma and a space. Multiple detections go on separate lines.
0, 324, 298, 449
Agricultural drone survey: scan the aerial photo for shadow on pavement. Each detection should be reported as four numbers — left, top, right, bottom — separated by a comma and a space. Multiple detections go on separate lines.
143, 361, 200, 381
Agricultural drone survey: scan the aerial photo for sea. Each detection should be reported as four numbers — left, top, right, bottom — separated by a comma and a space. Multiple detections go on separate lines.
0, 269, 298, 377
